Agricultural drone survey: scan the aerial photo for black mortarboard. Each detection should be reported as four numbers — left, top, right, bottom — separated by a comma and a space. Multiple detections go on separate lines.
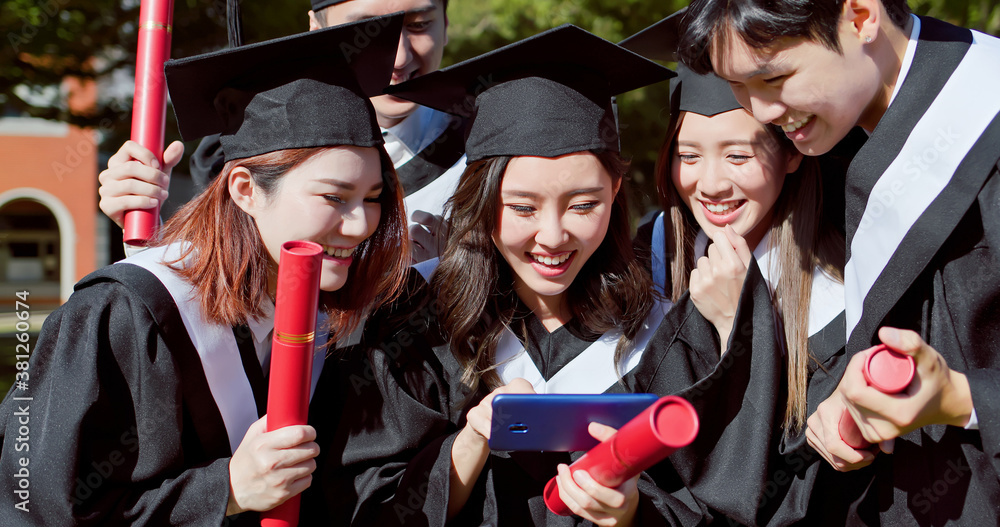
165, 13, 403, 162
620, 9, 742, 131
311, 0, 351, 11
385, 25, 674, 162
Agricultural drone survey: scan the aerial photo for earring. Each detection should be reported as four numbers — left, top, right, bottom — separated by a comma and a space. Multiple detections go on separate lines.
865, 35, 873, 43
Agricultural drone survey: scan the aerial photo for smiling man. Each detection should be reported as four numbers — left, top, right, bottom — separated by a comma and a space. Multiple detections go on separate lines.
678, 0, 1000, 524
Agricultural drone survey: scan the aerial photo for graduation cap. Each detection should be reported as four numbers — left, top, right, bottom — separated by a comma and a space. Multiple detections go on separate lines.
311, 0, 351, 10
164, 13, 404, 162
619, 9, 743, 133
385, 25, 675, 162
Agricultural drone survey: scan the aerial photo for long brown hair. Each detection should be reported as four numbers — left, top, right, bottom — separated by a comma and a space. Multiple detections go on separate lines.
434, 150, 655, 395
654, 110, 844, 434
156, 146, 409, 343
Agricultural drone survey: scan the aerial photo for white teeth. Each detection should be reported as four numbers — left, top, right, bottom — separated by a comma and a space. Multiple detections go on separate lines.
704, 202, 737, 214
324, 245, 356, 259
781, 115, 813, 133
531, 252, 572, 266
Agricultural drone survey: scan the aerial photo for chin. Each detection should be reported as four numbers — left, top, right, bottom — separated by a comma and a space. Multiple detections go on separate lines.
372, 95, 419, 122
319, 275, 347, 293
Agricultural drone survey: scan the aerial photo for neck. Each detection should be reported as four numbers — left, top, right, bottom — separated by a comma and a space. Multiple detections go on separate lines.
515, 286, 572, 332
858, 15, 914, 132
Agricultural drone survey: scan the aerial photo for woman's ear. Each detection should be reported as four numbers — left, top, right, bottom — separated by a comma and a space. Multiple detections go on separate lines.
785, 151, 804, 175
228, 167, 260, 217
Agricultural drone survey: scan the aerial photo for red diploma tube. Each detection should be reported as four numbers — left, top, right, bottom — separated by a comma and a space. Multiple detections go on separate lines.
261, 241, 323, 527
838, 344, 916, 449
124, 0, 174, 245
544, 396, 699, 516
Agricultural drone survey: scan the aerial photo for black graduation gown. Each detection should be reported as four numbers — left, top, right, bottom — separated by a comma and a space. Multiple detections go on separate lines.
300, 267, 459, 526
630, 217, 865, 526
842, 16, 1000, 524
0, 263, 249, 526
379, 277, 701, 527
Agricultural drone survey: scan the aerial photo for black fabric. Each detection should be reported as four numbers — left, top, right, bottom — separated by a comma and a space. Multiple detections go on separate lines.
190, 133, 226, 189
386, 25, 674, 162
311, 0, 350, 10
394, 115, 468, 196
300, 267, 458, 526
840, 16, 1000, 524
165, 14, 403, 161
232, 324, 268, 418
0, 264, 255, 526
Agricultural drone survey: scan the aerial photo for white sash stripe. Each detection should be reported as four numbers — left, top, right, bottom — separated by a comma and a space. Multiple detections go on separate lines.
122, 244, 326, 453
845, 31, 1000, 339
496, 300, 671, 394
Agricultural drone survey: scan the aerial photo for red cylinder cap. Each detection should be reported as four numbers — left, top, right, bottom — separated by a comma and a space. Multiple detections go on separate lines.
863, 344, 915, 394
651, 396, 699, 448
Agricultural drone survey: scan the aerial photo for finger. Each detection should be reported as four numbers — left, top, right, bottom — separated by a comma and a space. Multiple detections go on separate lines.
100, 195, 161, 217
587, 421, 618, 442
410, 209, 442, 229
709, 228, 744, 270
555, 464, 591, 516
100, 175, 170, 202
571, 469, 628, 510
107, 140, 161, 170
724, 224, 753, 266
877, 327, 927, 361
100, 160, 170, 188
879, 438, 895, 455
161, 141, 185, 173
505, 377, 536, 394
261, 424, 318, 449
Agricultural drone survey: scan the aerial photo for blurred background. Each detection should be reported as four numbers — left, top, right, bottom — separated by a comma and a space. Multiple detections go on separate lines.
1, 0, 999, 393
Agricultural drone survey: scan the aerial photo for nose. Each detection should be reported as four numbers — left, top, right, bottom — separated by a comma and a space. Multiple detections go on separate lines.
339, 202, 372, 239
696, 158, 734, 199
534, 209, 569, 249
748, 92, 786, 125
394, 33, 413, 72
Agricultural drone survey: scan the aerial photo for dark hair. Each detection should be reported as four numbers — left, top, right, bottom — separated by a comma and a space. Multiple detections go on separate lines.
654, 110, 844, 434
678, 0, 912, 74
157, 146, 409, 344
434, 151, 655, 395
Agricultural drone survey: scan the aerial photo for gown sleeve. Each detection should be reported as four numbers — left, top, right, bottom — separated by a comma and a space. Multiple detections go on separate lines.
0, 267, 234, 526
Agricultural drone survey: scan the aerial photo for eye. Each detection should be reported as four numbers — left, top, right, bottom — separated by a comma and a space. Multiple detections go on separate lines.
570, 201, 599, 212
407, 20, 432, 32
364, 194, 382, 203
506, 204, 535, 214
763, 74, 787, 86
324, 195, 345, 204
677, 153, 700, 164
728, 154, 754, 164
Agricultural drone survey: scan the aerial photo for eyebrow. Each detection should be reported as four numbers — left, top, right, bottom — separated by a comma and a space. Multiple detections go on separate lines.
678, 140, 756, 148
502, 187, 605, 199
345, 6, 436, 22
318, 179, 384, 192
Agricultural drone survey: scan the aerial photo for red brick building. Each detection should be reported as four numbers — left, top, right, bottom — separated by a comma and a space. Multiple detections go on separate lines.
0, 77, 99, 307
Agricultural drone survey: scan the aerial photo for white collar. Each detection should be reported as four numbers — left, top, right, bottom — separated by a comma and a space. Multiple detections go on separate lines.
246, 300, 275, 348
381, 105, 452, 154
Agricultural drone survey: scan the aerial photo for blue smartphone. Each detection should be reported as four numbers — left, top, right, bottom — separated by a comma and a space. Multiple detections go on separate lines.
488, 393, 659, 451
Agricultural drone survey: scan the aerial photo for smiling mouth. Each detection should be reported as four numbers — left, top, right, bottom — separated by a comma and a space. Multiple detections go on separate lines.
388, 70, 418, 86
781, 115, 814, 133
701, 200, 745, 216
528, 251, 574, 267
323, 245, 356, 259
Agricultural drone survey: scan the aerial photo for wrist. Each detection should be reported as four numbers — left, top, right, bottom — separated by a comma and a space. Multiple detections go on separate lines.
941, 370, 974, 427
